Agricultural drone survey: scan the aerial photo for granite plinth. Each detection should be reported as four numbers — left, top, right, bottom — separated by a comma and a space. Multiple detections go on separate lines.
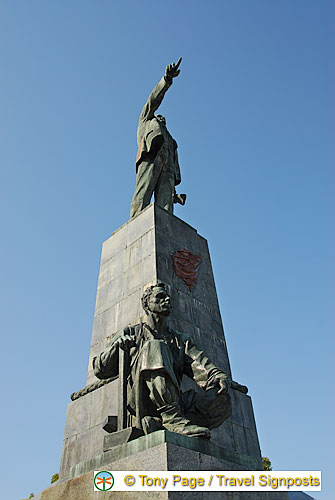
41, 433, 289, 499
70, 430, 261, 478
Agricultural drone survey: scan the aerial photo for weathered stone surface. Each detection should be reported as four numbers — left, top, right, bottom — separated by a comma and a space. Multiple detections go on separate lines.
232, 423, 250, 456
103, 427, 144, 450
245, 427, 263, 463
70, 430, 260, 478
240, 393, 258, 431
90, 302, 123, 346
210, 419, 234, 450
231, 389, 245, 427
95, 274, 125, 315
60, 382, 118, 478
128, 204, 155, 244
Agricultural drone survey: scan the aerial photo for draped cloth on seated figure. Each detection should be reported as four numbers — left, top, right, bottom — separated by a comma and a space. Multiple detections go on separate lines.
93, 283, 232, 439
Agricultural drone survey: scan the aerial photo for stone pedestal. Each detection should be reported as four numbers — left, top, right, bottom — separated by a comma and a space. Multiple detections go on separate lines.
42, 431, 289, 499
86, 202, 232, 387
57, 203, 267, 497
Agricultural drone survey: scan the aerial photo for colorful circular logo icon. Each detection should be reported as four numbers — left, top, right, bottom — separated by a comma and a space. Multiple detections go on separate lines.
94, 471, 114, 491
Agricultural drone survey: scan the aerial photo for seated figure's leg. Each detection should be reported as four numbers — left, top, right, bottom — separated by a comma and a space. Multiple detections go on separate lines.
145, 370, 180, 408
133, 339, 211, 438
130, 161, 160, 218
143, 369, 211, 439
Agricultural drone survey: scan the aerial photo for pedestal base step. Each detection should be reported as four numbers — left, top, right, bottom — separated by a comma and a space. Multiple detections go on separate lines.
103, 426, 144, 450
70, 430, 261, 479
40, 434, 289, 499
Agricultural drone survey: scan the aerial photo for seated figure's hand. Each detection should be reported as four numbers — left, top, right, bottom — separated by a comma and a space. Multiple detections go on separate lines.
211, 374, 230, 395
117, 334, 136, 351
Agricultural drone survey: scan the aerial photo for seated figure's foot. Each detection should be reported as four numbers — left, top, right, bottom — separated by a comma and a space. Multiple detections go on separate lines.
141, 416, 163, 435
164, 420, 211, 439
159, 403, 211, 439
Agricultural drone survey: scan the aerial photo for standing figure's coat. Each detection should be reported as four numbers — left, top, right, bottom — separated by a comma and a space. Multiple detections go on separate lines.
130, 69, 181, 218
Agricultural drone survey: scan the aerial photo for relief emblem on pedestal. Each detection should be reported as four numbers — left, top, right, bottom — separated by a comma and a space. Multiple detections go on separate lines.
172, 249, 202, 291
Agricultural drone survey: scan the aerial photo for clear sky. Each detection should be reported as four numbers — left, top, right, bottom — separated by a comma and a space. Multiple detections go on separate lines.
1, 1, 333, 499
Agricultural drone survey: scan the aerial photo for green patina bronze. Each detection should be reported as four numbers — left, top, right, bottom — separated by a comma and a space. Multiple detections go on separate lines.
93, 283, 232, 439
130, 59, 186, 218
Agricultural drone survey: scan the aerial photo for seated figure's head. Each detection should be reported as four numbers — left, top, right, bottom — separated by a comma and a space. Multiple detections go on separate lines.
155, 114, 166, 127
142, 282, 171, 316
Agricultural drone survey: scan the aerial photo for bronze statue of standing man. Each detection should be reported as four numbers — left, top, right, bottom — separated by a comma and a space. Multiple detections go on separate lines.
130, 59, 186, 218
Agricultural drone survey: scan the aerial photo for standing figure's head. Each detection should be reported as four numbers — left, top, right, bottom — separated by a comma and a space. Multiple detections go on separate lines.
142, 282, 171, 316
155, 114, 166, 127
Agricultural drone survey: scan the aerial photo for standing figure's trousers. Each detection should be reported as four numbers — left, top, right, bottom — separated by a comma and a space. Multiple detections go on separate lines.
130, 160, 175, 218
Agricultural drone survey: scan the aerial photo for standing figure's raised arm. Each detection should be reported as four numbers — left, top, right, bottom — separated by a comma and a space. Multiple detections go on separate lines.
138, 58, 182, 123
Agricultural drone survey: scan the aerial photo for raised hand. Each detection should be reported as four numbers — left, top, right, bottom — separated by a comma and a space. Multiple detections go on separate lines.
165, 57, 182, 80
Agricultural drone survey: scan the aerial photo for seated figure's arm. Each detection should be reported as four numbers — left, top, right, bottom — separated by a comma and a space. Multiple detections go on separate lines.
93, 342, 119, 380
183, 337, 230, 393
93, 330, 136, 380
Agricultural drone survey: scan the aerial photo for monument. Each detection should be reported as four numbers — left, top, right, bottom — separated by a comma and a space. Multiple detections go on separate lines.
38, 60, 289, 499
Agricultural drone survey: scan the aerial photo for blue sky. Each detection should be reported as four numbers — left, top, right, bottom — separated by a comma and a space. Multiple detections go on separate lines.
1, 1, 333, 499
